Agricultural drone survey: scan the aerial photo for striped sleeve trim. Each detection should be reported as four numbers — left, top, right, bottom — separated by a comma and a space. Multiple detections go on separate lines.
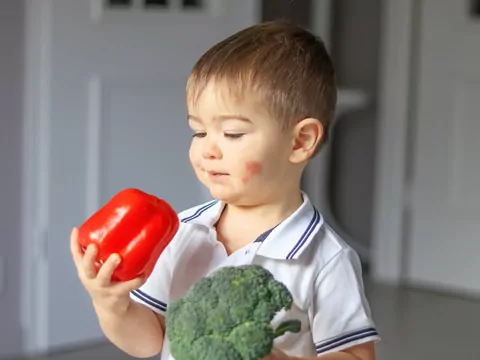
315, 327, 379, 354
131, 289, 167, 313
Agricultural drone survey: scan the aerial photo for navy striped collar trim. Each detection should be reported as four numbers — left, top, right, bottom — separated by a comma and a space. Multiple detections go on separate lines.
180, 199, 273, 243
180, 199, 219, 224
179, 192, 323, 260
255, 193, 323, 260
286, 207, 321, 259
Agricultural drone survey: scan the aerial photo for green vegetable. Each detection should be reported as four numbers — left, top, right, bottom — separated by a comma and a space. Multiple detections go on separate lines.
165, 264, 301, 360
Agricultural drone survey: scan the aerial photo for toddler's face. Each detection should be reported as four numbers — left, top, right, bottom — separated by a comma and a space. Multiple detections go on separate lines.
187, 81, 294, 206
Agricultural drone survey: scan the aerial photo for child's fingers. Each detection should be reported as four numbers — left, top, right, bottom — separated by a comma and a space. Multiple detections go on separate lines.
82, 244, 98, 279
70, 227, 83, 266
96, 253, 121, 287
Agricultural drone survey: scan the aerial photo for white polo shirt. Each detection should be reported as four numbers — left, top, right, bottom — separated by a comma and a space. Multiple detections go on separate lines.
130, 192, 380, 359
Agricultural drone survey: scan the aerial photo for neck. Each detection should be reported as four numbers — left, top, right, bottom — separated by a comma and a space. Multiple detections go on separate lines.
226, 166, 305, 225
215, 188, 304, 254
227, 190, 303, 226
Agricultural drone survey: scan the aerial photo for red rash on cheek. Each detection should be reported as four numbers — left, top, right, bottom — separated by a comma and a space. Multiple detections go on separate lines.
241, 161, 262, 184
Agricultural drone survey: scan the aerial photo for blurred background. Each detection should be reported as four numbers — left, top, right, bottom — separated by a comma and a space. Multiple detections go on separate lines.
1, 0, 479, 359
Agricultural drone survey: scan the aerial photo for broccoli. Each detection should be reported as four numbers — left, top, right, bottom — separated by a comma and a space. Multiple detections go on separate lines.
165, 264, 301, 360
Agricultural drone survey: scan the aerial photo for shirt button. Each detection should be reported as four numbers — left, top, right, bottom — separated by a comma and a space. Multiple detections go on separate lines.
245, 249, 250, 255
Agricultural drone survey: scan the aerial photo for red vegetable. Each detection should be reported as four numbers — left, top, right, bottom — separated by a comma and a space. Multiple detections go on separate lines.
78, 188, 179, 282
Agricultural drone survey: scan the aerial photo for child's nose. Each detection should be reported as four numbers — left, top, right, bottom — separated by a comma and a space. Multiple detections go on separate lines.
201, 137, 222, 160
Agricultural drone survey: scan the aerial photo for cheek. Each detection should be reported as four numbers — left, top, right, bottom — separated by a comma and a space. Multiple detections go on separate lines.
189, 143, 200, 167
241, 160, 262, 184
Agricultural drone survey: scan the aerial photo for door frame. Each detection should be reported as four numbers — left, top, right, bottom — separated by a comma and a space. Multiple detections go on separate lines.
21, 0, 52, 355
371, 0, 418, 285
20, 0, 413, 355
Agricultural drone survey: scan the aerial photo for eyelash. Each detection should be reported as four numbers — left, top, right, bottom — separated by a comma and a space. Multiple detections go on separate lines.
225, 133, 244, 139
192, 132, 206, 138
192, 132, 244, 139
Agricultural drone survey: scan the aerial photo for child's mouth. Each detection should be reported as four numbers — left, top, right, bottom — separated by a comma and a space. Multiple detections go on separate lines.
207, 171, 229, 177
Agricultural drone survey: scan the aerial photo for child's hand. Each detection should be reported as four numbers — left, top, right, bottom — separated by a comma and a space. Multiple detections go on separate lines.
70, 227, 146, 316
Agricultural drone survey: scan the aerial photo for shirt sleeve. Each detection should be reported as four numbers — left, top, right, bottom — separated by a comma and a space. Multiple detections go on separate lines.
309, 247, 380, 355
129, 235, 175, 315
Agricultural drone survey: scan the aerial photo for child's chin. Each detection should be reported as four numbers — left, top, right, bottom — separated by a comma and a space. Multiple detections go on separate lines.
208, 189, 259, 207
208, 188, 238, 203
209, 189, 231, 202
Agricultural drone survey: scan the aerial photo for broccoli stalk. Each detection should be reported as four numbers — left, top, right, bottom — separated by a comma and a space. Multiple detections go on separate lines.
165, 265, 302, 360
274, 319, 302, 337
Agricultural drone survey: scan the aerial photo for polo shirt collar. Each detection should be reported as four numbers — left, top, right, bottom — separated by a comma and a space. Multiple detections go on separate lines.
255, 192, 323, 260
180, 199, 223, 227
180, 192, 323, 260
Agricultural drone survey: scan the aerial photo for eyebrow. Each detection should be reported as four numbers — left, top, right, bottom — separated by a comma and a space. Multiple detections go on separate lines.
188, 114, 252, 123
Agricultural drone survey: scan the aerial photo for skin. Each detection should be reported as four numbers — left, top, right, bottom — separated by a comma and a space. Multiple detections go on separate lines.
242, 160, 262, 184
70, 228, 165, 358
187, 80, 375, 360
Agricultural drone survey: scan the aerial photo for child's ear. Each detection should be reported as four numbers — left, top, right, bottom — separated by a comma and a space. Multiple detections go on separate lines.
289, 118, 324, 163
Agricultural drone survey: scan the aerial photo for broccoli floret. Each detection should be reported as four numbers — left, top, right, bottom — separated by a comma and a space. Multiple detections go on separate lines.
165, 265, 301, 360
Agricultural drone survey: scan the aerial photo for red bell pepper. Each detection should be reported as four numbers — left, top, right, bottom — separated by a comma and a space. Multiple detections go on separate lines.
77, 188, 179, 282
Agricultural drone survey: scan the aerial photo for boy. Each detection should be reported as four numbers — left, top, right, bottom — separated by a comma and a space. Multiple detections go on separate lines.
70, 20, 379, 360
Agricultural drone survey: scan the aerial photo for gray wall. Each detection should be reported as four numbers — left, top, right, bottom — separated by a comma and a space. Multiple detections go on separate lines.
0, 0, 25, 357
0, 0, 381, 357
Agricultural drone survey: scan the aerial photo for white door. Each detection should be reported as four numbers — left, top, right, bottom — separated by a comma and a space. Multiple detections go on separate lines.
26, 0, 258, 353
407, 0, 480, 295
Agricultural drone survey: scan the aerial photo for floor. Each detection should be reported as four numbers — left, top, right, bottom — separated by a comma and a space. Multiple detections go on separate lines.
12, 279, 480, 360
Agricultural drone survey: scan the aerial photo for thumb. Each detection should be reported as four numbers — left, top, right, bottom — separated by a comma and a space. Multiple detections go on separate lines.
117, 275, 147, 293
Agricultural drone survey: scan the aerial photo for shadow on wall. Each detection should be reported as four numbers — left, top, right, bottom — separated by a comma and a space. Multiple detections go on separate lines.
329, 0, 382, 250
262, 0, 312, 28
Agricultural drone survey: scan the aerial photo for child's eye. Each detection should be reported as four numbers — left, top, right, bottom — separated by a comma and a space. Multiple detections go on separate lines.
192, 132, 207, 138
225, 133, 244, 139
